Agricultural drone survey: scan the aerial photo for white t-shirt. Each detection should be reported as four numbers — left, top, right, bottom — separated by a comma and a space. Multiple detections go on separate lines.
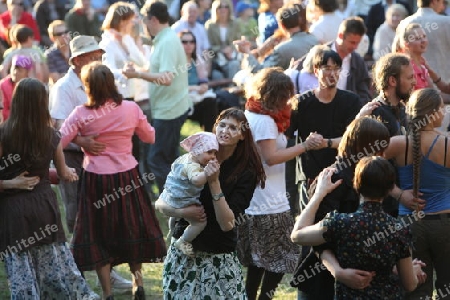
244, 111, 291, 215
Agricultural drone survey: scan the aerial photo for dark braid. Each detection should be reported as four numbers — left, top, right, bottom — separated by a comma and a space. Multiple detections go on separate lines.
410, 119, 422, 201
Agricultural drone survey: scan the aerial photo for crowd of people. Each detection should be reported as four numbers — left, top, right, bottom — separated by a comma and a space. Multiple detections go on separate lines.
1, 0, 450, 299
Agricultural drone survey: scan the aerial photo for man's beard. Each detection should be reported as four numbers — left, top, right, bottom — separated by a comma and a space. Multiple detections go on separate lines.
395, 84, 411, 102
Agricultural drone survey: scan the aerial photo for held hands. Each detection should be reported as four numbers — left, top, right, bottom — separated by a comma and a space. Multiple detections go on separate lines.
412, 258, 427, 285
315, 167, 342, 198
336, 268, 375, 290
122, 63, 137, 79
303, 132, 324, 151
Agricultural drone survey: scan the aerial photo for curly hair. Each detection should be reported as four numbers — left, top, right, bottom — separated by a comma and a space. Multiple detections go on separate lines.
244, 67, 294, 112
372, 53, 410, 93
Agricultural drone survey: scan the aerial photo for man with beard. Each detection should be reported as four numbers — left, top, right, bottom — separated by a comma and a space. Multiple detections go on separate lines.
370, 53, 416, 137
366, 53, 416, 217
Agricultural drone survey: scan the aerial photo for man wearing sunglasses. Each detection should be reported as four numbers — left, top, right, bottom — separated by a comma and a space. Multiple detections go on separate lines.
45, 20, 70, 85
0, 0, 40, 45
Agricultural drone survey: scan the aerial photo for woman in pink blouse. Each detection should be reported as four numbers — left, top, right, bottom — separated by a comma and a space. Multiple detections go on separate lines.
59, 62, 166, 300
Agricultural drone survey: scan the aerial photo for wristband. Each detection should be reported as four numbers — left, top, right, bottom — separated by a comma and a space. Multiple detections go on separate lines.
327, 139, 332, 148
433, 77, 441, 84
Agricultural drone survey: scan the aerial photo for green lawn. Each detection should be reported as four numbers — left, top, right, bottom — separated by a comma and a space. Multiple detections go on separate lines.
0, 120, 297, 299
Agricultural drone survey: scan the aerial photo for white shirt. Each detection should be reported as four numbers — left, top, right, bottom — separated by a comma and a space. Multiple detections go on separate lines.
100, 30, 149, 99
331, 42, 351, 90
244, 111, 291, 215
50, 68, 87, 120
310, 12, 343, 44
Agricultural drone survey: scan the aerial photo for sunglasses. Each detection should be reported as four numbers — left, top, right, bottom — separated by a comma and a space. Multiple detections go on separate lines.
181, 40, 195, 44
53, 30, 69, 37
218, 4, 229, 8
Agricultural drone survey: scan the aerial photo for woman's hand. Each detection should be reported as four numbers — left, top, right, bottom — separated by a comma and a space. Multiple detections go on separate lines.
61, 167, 78, 182
356, 100, 381, 119
181, 204, 207, 223
205, 160, 220, 182
304, 132, 324, 150
9, 171, 40, 190
336, 268, 375, 290
400, 189, 426, 211
315, 167, 342, 198
412, 258, 427, 285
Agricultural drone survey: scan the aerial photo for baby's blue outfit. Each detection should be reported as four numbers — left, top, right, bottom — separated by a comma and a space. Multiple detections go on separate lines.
159, 153, 203, 208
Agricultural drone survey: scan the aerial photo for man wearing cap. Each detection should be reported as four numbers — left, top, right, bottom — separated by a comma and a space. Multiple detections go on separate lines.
124, 0, 190, 194
0, 54, 31, 121
49, 35, 133, 292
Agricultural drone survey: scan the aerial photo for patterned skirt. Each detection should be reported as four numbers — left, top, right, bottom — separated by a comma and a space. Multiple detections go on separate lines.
4, 242, 98, 299
163, 243, 247, 300
236, 210, 300, 273
71, 167, 167, 271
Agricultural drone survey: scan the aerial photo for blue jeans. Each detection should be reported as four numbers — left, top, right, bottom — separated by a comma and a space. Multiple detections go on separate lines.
147, 111, 188, 193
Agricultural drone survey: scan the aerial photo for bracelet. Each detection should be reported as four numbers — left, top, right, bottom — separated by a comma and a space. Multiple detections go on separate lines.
396, 190, 404, 202
433, 77, 442, 84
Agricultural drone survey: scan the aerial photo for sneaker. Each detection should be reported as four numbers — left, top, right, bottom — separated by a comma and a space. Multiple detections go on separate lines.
174, 238, 195, 258
110, 269, 133, 291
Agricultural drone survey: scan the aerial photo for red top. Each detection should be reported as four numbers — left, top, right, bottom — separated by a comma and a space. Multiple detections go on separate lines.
0, 11, 41, 42
411, 60, 430, 90
0, 75, 15, 121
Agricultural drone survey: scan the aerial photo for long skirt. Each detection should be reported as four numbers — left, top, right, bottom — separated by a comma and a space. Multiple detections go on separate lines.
236, 210, 300, 273
4, 242, 98, 299
162, 243, 247, 299
71, 166, 167, 270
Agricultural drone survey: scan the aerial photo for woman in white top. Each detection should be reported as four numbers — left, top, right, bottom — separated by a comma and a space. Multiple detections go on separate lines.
372, 4, 408, 61
237, 67, 322, 300
99, 2, 149, 101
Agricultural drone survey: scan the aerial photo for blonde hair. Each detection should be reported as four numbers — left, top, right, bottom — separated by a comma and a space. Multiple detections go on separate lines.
210, 0, 234, 22
48, 20, 65, 37
399, 23, 423, 50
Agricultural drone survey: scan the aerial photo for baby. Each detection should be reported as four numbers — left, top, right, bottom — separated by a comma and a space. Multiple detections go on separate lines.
159, 132, 219, 257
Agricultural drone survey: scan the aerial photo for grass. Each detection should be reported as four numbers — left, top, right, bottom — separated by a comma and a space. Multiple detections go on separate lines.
0, 120, 297, 299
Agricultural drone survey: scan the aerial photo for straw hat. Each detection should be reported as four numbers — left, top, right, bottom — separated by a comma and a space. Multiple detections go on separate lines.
69, 35, 104, 64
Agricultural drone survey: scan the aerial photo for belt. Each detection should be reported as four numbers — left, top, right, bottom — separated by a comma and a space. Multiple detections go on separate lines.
422, 213, 450, 220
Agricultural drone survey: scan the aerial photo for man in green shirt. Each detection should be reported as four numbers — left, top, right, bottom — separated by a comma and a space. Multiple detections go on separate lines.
124, 0, 190, 193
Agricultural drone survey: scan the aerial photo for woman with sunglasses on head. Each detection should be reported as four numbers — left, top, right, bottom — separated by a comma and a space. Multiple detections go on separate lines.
179, 30, 218, 132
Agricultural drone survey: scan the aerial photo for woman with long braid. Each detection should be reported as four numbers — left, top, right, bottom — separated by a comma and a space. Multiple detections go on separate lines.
384, 88, 450, 299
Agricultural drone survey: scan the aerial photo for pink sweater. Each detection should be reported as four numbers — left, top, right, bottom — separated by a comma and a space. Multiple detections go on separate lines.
60, 100, 155, 174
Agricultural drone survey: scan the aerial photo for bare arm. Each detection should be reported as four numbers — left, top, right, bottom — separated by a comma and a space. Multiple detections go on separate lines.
321, 250, 375, 290
291, 168, 342, 245
190, 171, 208, 187
258, 132, 322, 166
397, 255, 418, 292
53, 142, 78, 182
